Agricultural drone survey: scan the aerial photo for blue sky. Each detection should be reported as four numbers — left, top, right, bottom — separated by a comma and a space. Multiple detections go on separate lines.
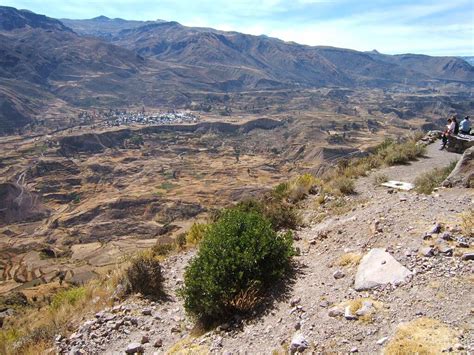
3, 0, 474, 56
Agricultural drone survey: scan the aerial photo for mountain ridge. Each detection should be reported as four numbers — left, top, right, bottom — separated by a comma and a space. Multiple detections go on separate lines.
0, 6, 473, 135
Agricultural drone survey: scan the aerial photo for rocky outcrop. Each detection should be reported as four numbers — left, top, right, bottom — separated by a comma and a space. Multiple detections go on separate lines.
442, 146, 474, 188
354, 248, 412, 291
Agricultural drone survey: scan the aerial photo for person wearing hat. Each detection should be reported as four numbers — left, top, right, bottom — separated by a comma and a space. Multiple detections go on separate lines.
460, 116, 471, 135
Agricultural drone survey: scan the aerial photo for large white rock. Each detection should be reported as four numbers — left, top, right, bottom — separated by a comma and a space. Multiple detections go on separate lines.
354, 248, 412, 291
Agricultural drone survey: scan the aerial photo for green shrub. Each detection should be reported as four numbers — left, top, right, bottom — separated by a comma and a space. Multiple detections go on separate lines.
152, 243, 174, 256
126, 251, 164, 297
175, 232, 187, 249
234, 198, 300, 230
50, 287, 86, 310
415, 161, 457, 194
180, 209, 294, 321
272, 182, 289, 200
186, 222, 210, 245
330, 176, 355, 195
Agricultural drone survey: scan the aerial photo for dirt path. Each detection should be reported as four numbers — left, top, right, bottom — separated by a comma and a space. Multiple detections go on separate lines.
59, 143, 473, 354
371, 143, 461, 184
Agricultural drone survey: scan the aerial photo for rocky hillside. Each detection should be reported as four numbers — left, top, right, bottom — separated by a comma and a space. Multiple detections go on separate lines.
52, 142, 473, 354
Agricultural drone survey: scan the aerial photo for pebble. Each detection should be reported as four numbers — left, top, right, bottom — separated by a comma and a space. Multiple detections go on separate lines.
125, 343, 144, 354
333, 270, 345, 279
153, 338, 163, 348
376, 336, 389, 345
344, 306, 358, 320
290, 333, 308, 353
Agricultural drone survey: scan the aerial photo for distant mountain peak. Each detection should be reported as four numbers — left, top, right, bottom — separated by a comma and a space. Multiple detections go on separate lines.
92, 15, 110, 21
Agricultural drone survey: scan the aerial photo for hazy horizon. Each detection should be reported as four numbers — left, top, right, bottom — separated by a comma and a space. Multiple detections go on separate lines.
2, 0, 474, 56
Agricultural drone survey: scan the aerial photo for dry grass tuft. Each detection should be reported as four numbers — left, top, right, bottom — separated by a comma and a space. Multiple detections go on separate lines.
338, 252, 363, 268
167, 337, 209, 355
460, 208, 473, 238
384, 318, 459, 355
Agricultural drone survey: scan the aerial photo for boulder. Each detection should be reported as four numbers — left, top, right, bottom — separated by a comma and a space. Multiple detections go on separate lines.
354, 248, 412, 291
442, 146, 474, 188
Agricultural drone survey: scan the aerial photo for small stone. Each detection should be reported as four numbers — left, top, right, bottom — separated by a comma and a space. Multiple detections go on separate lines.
125, 343, 144, 354
350, 347, 359, 353
457, 238, 469, 248
461, 252, 474, 261
344, 306, 358, 320
290, 333, 308, 353
141, 335, 149, 344
454, 343, 464, 351
153, 338, 163, 348
328, 307, 343, 317
376, 337, 389, 345
422, 233, 432, 240
437, 245, 453, 256
141, 308, 152, 316
294, 322, 301, 330
430, 223, 442, 234
440, 232, 453, 241
290, 297, 301, 307
355, 300, 373, 317
333, 270, 345, 279
420, 247, 435, 257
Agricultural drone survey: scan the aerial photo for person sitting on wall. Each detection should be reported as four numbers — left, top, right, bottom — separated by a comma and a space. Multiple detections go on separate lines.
440, 117, 455, 150
460, 116, 471, 135
452, 115, 459, 135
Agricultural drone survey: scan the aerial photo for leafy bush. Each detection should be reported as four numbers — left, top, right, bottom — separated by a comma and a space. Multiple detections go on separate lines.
414, 161, 457, 194
126, 252, 164, 297
180, 209, 294, 321
186, 222, 210, 245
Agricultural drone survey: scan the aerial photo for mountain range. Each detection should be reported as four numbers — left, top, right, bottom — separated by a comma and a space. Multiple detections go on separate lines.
0, 6, 473, 134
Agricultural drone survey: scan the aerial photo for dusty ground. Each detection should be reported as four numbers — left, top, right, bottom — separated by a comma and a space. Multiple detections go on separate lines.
58, 143, 473, 354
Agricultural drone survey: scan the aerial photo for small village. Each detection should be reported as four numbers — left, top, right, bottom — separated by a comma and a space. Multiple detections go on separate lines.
104, 110, 199, 127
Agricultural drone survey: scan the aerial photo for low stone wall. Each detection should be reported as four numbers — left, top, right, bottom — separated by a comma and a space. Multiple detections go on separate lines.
447, 134, 474, 154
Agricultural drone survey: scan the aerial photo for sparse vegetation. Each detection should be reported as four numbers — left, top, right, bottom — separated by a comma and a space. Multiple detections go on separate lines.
384, 318, 459, 355
337, 252, 363, 267
126, 251, 164, 297
414, 161, 457, 194
50, 287, 86, 310
0, 270, 121, 354
233, 198, 300, 230
180, 209, 294, 322
373, 173, 388, 185
152, 242, 174, 256
186, 222, 210, 245
460, 209, 473, 237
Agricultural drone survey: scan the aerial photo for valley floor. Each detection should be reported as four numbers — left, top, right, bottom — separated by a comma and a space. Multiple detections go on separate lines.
58, 143, 473, 354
